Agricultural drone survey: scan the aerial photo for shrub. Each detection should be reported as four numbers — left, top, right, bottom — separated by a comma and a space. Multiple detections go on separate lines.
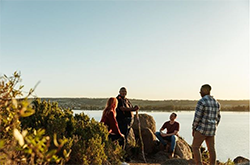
5, 72, 125, 164
0, 72, 67, 164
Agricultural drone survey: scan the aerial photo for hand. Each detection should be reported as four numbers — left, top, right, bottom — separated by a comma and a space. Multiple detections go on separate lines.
134, 105, 139, 111
121, 134, 125, 138
160, 132, 167, 137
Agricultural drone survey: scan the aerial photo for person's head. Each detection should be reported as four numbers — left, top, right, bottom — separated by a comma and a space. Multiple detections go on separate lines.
200, 84, 212, 97
170, 113, 177, 121
119, 87, 127, 97
102, 97, 118, 117
106, 97, 118, 110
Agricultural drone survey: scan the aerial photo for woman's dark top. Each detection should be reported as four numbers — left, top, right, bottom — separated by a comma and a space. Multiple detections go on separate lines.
101, 110, 123, 137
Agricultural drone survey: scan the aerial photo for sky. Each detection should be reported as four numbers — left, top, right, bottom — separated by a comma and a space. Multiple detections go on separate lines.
0, 0, 249, 100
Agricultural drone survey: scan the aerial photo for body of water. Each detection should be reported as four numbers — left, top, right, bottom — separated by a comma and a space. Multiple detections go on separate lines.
73, 110, 249, 162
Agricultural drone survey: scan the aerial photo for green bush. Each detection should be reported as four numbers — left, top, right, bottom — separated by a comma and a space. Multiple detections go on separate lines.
0, 72, 68, 164
1, 72, 124, 164
22, 100, 124, 164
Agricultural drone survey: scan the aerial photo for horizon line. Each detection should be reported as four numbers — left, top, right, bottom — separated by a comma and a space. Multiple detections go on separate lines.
35, 96, 250, 101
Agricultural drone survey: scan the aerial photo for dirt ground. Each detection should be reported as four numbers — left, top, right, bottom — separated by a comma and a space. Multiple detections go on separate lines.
129, 163, 160, 165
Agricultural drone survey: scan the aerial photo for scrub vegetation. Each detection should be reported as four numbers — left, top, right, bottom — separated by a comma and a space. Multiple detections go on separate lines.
0, 72, 123, 165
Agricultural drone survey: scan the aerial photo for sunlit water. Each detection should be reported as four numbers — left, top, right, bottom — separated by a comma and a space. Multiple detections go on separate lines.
73, 110, 249, 162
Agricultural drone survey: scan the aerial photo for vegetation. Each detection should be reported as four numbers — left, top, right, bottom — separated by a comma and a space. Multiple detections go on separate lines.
0, 72, 123, 165
41, 98, 249, 112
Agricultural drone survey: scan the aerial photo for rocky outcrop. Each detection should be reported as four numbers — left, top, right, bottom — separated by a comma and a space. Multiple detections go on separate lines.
174, 136, 193, 159
233, 156, 250, 165
127, 128, 136, 147
140, 127, 156, 154
132, 114, 156, 154
132, 114, 156, 133
131, 113, 193, 160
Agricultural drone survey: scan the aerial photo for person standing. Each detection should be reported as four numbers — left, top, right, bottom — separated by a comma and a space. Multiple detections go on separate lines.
155, 113, 180, 158
116, 87, 139, 144
192, 84, 221, 165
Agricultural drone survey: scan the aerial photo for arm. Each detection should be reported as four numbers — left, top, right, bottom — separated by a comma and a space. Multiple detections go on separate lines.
119, 106, 139, 112
192, 100, 204, 135
217, 102, 221, 125
159, 123, 167, 136
161, 123, 179, 137
109, 111, 123, 137
118, 98, 139, 112
161, 130, 178, 137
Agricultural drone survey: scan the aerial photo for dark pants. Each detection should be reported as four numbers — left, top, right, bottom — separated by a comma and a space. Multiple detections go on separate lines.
108, 134, 125, 148
117, 117, 134, 144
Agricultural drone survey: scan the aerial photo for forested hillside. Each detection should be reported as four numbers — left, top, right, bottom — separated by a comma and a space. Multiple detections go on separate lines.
38, 98, 249, 111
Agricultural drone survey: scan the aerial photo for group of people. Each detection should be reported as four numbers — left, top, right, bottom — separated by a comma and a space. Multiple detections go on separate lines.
100, 87, 139, 148
100, 84, 221, 165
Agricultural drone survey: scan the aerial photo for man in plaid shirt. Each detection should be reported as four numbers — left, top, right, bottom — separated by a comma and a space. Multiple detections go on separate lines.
192, 84, 221, 165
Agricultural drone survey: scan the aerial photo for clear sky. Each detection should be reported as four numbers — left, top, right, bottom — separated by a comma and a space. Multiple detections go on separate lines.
0, 0, 249, 100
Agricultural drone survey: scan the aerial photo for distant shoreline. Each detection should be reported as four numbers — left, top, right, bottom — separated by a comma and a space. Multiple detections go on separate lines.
32, 98, 249, 112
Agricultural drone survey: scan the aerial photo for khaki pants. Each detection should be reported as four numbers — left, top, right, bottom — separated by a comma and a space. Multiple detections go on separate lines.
192, 131, 216, 165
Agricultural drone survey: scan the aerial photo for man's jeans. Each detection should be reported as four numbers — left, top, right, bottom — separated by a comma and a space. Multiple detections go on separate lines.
192, 130, 216, 165
155, 132, 176, 153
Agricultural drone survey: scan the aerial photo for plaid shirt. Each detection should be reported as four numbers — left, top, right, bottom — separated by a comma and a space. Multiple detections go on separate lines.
192, 95, 221, 136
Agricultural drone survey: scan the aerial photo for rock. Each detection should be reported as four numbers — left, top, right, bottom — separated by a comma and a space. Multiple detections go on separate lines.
127, 127, 136, 147
155, 136, 192, 160
174, 136, 193, 159
140, 127, 156, 154
132, 114, 156, 134
153, 150, 169, 162
132, 114, 156, 154
133, 127, 156, 154
233, 156, 250, 165
131, 113, 193, 161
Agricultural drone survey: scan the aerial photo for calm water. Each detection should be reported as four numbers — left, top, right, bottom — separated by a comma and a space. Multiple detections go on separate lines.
73, 110, 249, 162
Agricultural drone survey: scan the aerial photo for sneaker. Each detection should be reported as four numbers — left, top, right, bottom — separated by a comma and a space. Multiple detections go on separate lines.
121, 162, 129, 165
168, 152, 174, 159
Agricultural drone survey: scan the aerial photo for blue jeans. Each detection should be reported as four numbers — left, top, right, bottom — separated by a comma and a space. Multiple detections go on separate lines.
155, 132, 176, 153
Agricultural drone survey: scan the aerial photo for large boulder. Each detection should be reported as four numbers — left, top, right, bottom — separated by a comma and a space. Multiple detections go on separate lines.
174, 136, 193, 159
132, 114, 156, 134
127, 127, 136, 147
140, 127, 156, 154
132, 114, 156, 154
155, 136, 193, 160
233, 156, 250, 165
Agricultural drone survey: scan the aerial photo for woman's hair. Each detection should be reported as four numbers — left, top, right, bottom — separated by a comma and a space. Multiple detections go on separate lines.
102, 97, 118, 119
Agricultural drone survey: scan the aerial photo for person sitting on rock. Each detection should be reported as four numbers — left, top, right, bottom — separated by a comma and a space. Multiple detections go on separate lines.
155, 113, 180, 158
101, 97, 125, 147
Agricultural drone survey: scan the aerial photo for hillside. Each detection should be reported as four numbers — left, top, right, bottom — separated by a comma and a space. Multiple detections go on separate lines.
37, 98, 249, 111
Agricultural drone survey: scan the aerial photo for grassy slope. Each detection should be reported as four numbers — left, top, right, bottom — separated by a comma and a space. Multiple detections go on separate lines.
36, 98, 249, 111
